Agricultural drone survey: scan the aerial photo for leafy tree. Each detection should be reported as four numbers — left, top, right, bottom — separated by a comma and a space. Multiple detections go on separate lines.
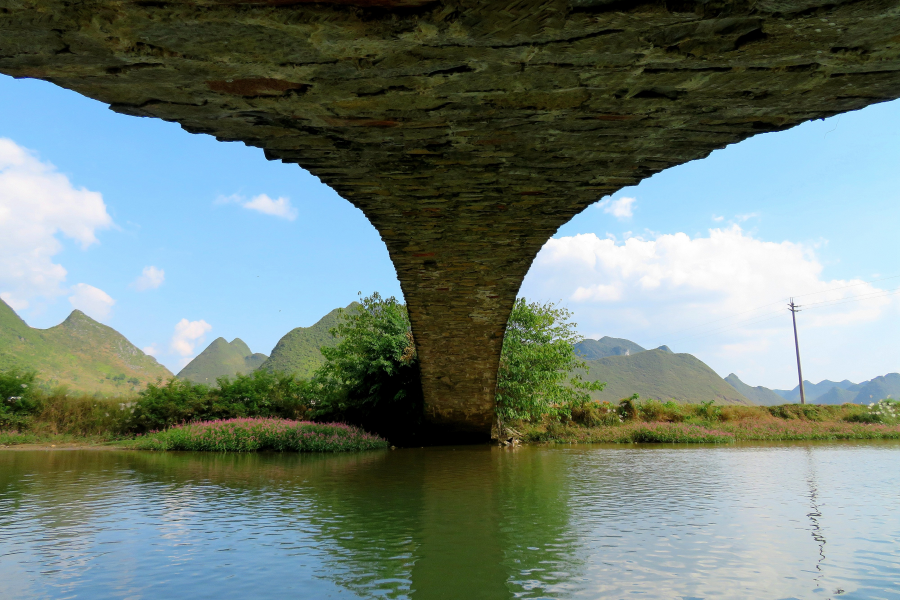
496, 299, 605, 427
310, 292, 423, 442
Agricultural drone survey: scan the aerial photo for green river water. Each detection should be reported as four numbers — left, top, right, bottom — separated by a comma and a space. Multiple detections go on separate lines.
1, 442, 898, 599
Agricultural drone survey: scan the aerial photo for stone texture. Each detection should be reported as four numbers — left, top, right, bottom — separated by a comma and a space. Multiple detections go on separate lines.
2, 0, 899, 440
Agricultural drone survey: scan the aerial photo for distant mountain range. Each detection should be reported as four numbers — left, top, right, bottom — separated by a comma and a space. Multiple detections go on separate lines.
0, 298, 172, 393
724, 374, 785, 406
177, 338, 267, 384
726, 373, 900, 405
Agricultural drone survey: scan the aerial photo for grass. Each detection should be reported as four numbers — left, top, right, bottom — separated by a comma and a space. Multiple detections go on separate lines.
519, 398, 900, 444
132, 418, 389, 452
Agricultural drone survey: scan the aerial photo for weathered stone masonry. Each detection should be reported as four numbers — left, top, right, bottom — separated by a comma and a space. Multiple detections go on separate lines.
2, 0, 899, 440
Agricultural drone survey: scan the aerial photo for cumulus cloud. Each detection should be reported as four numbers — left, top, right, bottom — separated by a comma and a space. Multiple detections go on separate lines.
142, 344, 159, 357
132, 266, 165, 291
0, 138, 113, 308
68, 283, 115, 321
217, 193, 297, 221
170, 318, 212, 357
597, 196, 636, 220
521, 225, 897, 385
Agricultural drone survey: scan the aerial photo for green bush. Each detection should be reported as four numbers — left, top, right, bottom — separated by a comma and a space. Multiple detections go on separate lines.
618, 394, 640, 421
133, 370, 313, 432
308, 292, 423, 444
0, 369, 38, 417
638, 399, 685, 423
496, 299, 605, 424
572, 401, 620, 427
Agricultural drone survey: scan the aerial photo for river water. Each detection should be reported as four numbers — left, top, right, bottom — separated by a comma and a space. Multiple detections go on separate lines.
1, 443, 898, 600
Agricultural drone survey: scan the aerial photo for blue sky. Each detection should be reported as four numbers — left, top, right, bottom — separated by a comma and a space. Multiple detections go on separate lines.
1, 74, 897, 388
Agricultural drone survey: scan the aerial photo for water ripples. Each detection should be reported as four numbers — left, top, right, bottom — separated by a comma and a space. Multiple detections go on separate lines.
1, 443, 898, 599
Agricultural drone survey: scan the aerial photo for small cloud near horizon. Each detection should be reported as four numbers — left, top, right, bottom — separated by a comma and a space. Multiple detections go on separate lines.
132, 265, 165, 291
216, 193, 298, 221
68, 283, 115, 321
597, 196, 636, 220
170, 318, 212, 357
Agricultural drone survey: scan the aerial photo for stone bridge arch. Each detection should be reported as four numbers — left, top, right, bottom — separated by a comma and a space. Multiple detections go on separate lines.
2, 0, 898, 441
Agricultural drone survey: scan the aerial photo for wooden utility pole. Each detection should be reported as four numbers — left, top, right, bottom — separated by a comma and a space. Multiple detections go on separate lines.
789, 298, 806, 405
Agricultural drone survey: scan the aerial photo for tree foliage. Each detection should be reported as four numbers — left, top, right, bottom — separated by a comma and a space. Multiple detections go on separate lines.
309, 292, 423, 441
133, 370, 311, 432
496, 299, 605, 424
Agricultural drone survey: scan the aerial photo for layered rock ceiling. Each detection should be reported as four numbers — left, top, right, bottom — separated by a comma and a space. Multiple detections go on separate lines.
2, 0, 899, 440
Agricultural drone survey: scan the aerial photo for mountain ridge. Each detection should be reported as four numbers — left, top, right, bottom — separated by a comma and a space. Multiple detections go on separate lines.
0, 298, 172, 393
177, 337, 268, 384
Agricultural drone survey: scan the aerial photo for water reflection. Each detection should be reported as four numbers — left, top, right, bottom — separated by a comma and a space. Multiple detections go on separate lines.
1, 443, 899, 600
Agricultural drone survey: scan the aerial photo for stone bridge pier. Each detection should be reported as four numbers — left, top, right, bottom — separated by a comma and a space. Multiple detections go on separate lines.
2, 0, 900, 441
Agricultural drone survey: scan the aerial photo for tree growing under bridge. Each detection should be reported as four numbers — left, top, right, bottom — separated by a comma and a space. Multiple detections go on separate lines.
310, 294, 604, 442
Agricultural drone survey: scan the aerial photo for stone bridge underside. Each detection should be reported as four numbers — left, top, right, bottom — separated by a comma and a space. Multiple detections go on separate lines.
3, 0, 899, 441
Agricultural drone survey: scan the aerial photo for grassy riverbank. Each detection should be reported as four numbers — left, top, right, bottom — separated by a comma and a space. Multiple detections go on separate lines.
132, 418, 388, 452
516, 399, 900, 444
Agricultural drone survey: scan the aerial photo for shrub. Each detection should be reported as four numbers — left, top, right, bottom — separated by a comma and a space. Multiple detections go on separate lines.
697, 399, 722, 421
308, 292, 423, 443
135, 417, 388, 452
133, 378, 213, 432
618, 394, 640, 421
0, 368, 39, 417
133, 371, 313, 433
638, 399, 685, 423
572, 401, 620, 427
844, 399, 899, 425
496, 299, 605, 425
34, 392, 135, 436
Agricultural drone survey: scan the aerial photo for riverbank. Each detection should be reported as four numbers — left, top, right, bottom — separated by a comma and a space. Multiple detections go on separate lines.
516, 400, 900, 444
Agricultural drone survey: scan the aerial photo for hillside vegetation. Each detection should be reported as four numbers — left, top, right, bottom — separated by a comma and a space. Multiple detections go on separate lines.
259, 304, 355, 378
576, 349, 752, 405
0, 299, 171, 393
178, 337, 267, 384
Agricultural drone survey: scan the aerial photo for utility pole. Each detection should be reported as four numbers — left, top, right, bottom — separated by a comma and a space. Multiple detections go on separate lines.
789, 298, 806, 405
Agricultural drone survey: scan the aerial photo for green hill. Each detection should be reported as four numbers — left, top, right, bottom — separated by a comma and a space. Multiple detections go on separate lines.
177, 337, 268, 384
0, 298, 172, 393
725, 374, 786, 406
574, 337, 646, 360
576, 349, 752, 405
815, 387, 859, 405
260, 303, 357, 378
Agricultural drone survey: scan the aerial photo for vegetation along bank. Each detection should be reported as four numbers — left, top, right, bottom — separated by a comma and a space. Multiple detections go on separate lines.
2, 293, 899, 450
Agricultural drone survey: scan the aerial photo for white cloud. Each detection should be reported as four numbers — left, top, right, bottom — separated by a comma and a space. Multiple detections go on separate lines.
712, 215, 725, 222
1, 291, 28, 311
597, 196, 636, 220
521, 226, 897, 386
217, 193, 297, 221
68, 283, 115, 321
170, 318, 212, 357
0, 138, 113, 307
132, 266, 165, 291
142, 344, 159, 357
